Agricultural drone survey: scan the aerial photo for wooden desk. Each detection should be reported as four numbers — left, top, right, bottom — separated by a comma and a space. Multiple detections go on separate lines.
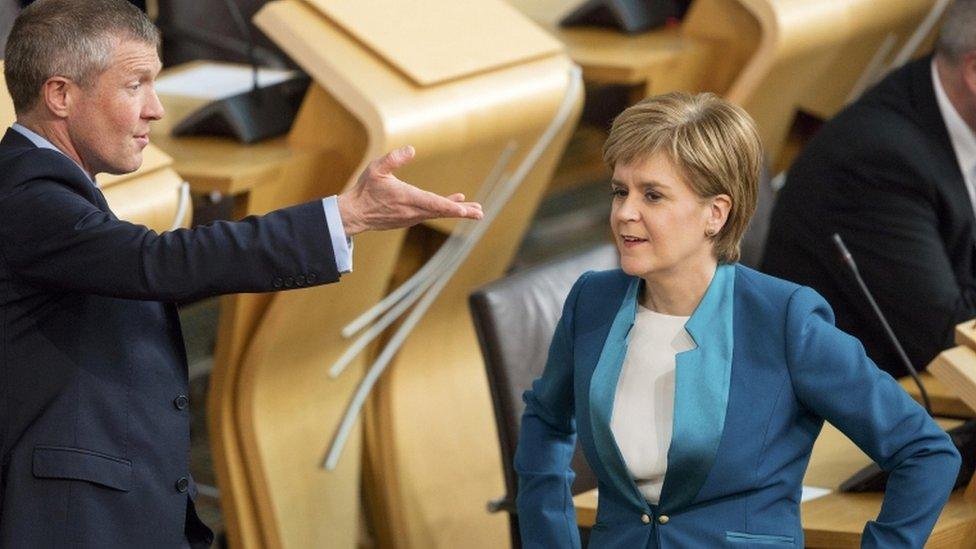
507, 0, 705, 94
574, 420, 976, 547
150, 63, 327, 199
901, 373, 975, 419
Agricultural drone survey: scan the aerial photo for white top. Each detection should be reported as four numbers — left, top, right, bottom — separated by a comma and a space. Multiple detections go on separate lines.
611, 305, 695, 504
931, 60, 976, 218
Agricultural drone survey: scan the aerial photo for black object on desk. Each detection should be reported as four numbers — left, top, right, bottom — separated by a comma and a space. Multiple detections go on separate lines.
560, 0, 690, 35
171, 74, 310, 144
840, 419, 976, 493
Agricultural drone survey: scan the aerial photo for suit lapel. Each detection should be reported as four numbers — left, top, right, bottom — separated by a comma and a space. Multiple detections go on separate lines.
588, 277, 650, 512
658, 264, 736, 512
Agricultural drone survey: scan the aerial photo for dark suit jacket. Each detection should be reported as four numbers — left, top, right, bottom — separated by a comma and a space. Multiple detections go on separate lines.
762, 57, 976, 378
0, 129, 340, 547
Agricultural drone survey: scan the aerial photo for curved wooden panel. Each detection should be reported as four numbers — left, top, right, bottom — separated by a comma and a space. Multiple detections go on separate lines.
724, 0, 936, 163
201, 2, 582, 547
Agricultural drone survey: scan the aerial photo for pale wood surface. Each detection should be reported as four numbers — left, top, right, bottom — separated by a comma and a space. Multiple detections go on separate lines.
574, 419, 973, 547
150, 62, 324, 197
726, 0, 937, 164
930, 346, 976, 420
901, 373, 975, 418
508, 0, 692, 86
311, 0, 562, 86
199, 2, 583, 547
954, 320, 976, 351
513, 0, 940, 168
0, 61, 189, 233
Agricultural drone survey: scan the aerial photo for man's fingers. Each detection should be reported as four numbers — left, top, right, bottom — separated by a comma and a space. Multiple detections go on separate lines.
373, 145, 415, 176
446, 193, 466, 202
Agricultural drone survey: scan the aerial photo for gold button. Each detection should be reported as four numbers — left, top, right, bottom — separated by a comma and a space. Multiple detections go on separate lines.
658, 514, 669, 525
641, 514, 651, 524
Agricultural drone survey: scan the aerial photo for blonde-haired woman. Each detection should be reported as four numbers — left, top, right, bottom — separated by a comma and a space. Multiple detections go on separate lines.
515, 92, 959, 548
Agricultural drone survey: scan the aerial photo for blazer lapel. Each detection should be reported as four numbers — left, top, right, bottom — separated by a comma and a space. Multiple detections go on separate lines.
588, 277, 650, 512
659, 264, 736, 513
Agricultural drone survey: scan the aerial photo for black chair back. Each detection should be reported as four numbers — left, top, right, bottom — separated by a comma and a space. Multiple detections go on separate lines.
739, 165, 776, 268
469, 243, 618, 547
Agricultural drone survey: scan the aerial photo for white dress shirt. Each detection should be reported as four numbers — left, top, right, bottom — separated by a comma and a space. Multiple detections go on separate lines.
610, 305, 695, 504
932, 60, 976, 218
9, 123, 352, 272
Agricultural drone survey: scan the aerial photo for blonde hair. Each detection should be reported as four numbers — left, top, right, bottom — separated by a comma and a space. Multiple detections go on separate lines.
603, 92, 762, 264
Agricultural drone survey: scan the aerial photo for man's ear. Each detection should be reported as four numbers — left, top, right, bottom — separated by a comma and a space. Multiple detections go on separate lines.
708, 194, 732, 235
39, 76, 73, 118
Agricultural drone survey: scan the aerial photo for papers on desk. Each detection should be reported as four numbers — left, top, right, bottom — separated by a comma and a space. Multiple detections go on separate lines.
154, 64, 298, 100
801, 486, 832, 502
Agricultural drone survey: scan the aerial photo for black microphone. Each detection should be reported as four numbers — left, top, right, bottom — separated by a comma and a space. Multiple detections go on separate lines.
831, 233, 932, 415
168, 0, 311, 143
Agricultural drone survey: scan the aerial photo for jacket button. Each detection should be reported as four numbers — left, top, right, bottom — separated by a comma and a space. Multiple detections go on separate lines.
284, 277, 295, 288
175, 477, 189, 493
641, 514, 650, 524
658, 514, 669, 525
307, 272, 317, 283
174, 395, 189, 410
296, 274, 306, 286
272, 277, 283, 289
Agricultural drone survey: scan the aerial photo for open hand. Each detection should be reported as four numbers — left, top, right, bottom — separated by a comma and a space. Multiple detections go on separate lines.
337, 146, 484, 236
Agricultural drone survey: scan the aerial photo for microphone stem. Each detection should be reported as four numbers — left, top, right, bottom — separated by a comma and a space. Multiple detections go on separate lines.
833, 234, 932, 415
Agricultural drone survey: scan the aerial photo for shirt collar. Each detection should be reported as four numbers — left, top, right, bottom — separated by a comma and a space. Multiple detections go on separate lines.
931, 60, 976, 186
10, 123, 95, 183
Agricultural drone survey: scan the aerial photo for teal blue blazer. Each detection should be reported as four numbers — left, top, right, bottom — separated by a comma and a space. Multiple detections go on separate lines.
515, 264, 960, 548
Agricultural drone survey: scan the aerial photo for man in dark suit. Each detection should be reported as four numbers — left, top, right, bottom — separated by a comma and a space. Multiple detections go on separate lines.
0, 0, 482, 546
762, 0, 976, 378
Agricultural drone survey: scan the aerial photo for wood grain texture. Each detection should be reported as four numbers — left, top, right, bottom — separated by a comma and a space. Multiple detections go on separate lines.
309, 0, 562, 86
901, 372, 975, 418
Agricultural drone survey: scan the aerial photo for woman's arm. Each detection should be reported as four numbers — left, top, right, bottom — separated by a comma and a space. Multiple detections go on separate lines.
785, 286, 961, 548
514, 272, 590, 549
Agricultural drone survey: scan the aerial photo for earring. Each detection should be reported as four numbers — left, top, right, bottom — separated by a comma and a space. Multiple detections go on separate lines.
706, 228, 717, 237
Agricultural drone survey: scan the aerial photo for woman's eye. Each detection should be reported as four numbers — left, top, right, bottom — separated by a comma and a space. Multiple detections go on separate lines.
610, 188, 626, 198
644, 191, 662, 202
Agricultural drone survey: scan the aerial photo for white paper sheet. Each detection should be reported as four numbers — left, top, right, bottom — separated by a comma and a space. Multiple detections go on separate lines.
801, 486, 832, 502
154, 63, 298, 100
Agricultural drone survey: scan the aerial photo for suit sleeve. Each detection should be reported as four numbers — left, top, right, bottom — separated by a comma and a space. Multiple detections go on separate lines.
0, 176, 340, 301
514, 272, 589, 549
785, 286, 960, 548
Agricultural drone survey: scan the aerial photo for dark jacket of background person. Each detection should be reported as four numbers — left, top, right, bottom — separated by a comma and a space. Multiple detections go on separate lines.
0, 129, 339, 547
762, 56, 975, 378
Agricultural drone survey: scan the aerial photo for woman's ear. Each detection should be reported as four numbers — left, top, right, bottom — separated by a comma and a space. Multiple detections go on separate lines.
706, 194, 732, 237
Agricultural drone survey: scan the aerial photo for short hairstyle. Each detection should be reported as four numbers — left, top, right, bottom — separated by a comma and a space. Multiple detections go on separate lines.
936, 0, 976, 63
603, 92, 762, 264
4, 0, 160, 114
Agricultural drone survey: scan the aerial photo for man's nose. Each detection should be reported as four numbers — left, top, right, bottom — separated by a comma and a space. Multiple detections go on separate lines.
144, 89, 165, 121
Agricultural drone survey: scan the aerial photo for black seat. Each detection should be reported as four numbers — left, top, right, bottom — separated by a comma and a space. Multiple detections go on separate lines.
469, 243, 618, 548
739, 164, 777, 269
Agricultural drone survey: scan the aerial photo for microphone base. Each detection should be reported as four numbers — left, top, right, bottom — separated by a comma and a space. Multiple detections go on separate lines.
171, 74, 311, 144
840, 419, 976, 493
